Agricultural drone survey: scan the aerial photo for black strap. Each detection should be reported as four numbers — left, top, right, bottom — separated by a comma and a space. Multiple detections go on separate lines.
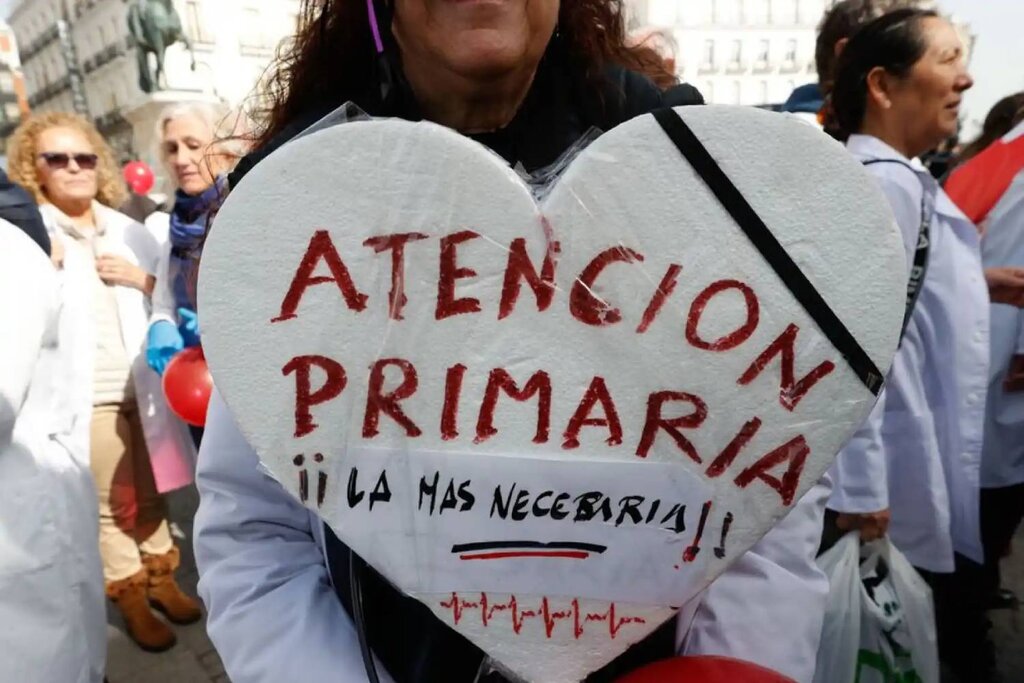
861, 159, 933, 341
651, 108, 884, 395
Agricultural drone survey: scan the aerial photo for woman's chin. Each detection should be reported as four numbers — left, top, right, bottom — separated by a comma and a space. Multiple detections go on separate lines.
179, 178, 209, 196
444, 31, 531, 77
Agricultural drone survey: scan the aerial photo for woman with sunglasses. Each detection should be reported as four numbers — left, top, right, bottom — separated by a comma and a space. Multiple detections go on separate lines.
7, 112, 200, 654
193, 2, 832, 682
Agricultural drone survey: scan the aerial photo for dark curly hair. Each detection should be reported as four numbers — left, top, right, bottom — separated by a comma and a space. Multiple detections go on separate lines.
252, 0, 674, 149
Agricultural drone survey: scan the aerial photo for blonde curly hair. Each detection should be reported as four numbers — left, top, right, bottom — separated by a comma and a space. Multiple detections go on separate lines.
6, 111, 127, 209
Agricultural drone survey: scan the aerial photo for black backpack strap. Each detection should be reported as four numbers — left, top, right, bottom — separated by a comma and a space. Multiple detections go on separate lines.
861, 159, 935, 341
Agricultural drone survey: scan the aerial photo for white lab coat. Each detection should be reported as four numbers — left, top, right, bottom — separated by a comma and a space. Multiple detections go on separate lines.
980, 170, 1024, 488
145, 210, 181, 327
829, 135, 989, 572
194, 389, 830, 683
0, 220, 106, 683
41, 202, 196, 493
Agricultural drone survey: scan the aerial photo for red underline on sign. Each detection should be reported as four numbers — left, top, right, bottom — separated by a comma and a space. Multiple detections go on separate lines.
459, 550, 591, 561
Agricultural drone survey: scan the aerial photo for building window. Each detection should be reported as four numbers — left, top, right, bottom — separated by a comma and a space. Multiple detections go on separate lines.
774, 0, 795, 24
732, 80, 742, 105
240, 5, 272, 51
704, 81, 715, 103
730, 39, 742, 65
185, 0, 214, 44
718, 0, 739, 24
702, 39, 715, 68
757, 39, 770, 63
5, 103, 19, 121
759, 80, 769, 103
748, 0, 767, 24
785, 38, 798, 63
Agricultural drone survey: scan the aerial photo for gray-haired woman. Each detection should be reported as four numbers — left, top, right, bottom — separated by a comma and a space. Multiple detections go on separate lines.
145, 103, 244, 387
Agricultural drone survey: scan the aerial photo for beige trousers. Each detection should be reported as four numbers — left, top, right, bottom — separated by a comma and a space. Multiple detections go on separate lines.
89, 402, 173, 582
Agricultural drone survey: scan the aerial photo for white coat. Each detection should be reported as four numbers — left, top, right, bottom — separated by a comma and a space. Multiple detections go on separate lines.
144, 210, 182, 327
829, 134, 989, 573
0, 220, 106, 683
194, 389, 830, 683
980, 170, 1024, 488
41, 202, 196, 493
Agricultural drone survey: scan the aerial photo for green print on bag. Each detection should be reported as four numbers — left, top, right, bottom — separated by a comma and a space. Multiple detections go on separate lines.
855, 649, 922, 683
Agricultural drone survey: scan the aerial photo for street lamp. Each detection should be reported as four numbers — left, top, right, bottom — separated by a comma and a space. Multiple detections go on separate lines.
56, 18, 89, 117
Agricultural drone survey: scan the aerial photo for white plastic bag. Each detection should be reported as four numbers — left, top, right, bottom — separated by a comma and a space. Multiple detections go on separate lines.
813, 533, 939, 683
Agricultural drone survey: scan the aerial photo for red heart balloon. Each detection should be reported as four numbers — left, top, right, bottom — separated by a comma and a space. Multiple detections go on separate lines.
123, 160, 155, 195
615, 656, 795, 683
162, 347, 213, 427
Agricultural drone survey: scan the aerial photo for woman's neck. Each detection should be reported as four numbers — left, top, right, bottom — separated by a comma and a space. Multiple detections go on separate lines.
54, 198, 96, 230
860, 112, 927, 161
402, 59, 539, 134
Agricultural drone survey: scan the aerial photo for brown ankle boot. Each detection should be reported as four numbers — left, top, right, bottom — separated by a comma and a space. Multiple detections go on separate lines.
106, 570, 176, 652
142, 546, 202, 625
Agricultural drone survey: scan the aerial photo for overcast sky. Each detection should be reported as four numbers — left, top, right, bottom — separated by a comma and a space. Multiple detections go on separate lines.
2, 0, 1020, 136
939, 0, 1024, 139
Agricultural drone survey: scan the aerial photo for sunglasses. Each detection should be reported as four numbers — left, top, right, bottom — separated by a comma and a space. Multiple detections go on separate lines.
39, 152, 99, 170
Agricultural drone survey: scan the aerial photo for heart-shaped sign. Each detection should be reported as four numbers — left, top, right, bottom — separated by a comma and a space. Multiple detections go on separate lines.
199, 106, 905, 683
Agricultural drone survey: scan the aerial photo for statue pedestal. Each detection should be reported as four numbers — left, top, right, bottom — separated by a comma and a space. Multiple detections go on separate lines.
122, 90, 222, 192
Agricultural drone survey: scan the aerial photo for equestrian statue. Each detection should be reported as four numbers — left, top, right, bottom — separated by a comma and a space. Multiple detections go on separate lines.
127, 0, 197, 93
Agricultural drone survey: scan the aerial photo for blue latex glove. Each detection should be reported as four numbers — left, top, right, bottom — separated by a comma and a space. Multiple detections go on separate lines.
178, 307, 201, 348
147, 320, 184, 376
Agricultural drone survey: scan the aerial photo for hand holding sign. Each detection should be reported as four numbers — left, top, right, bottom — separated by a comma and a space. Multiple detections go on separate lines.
199, 106, 906, 682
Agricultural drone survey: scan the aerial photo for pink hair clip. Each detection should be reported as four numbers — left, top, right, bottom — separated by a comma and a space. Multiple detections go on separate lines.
366, 0, 384, 54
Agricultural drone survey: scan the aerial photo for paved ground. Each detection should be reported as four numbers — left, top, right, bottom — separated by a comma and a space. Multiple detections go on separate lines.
107, 488, 1023, 683
104, 486, 227, 683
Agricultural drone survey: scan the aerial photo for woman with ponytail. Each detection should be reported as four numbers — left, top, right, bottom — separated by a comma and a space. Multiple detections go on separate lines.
826, 9, 1021, 681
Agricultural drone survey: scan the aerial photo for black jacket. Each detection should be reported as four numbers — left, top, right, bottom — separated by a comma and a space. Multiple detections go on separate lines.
230, 52, 702, 188
229, 51, 703, 683
0, 169, 49, 257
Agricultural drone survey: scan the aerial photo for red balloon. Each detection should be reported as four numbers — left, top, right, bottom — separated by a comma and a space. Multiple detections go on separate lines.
123, 160, 155, 195
162, 347, 213, 427
616, 656, 795, 683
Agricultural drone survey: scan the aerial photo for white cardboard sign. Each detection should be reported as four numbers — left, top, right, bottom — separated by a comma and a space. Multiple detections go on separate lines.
199, 106, 906, 683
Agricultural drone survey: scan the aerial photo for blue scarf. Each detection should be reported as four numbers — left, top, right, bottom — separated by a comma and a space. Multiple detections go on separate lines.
169, 175, 227, 312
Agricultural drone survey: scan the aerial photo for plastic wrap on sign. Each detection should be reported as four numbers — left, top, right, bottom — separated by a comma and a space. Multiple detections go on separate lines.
199, 104, 907, 683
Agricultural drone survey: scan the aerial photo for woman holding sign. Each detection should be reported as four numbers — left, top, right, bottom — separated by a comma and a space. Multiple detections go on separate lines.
193, 2, 832, 683
826, 9, 1024, 682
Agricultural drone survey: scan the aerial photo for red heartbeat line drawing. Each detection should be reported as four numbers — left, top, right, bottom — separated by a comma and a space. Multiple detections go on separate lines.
438, 593, 648, 640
